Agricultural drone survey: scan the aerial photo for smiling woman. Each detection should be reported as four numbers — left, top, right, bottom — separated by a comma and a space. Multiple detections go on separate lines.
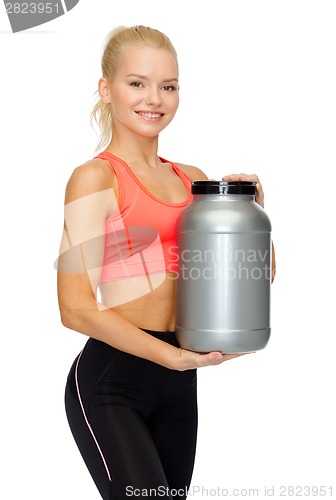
90, 25, 180, 152
57, 24, 270, 500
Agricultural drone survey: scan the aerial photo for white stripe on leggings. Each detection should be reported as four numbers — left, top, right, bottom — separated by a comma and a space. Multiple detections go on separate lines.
75, 349, 112, 481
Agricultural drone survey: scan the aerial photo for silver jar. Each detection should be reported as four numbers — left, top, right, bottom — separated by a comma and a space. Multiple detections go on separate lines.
175, 180, 272, 353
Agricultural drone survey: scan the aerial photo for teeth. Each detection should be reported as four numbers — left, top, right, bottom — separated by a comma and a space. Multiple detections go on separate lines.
137, 112, 162, 119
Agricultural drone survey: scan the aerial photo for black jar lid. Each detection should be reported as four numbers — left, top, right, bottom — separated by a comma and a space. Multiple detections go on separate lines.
191, 180, 256, 195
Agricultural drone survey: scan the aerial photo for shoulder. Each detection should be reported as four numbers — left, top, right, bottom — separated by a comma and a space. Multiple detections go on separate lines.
64, 157, 116, 204
172, 162, 208, 181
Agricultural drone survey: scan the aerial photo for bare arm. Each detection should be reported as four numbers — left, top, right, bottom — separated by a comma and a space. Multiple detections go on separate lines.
57, 161, 242, 370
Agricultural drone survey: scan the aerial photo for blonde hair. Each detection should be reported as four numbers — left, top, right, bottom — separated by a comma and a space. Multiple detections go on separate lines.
90, 25, 179, 153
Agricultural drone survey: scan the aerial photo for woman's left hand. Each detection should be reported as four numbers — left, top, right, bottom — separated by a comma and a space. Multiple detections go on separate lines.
222, 173, 264, 208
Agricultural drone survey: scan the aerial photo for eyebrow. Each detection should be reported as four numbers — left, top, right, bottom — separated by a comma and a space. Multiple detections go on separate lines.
126, 73, 179, 83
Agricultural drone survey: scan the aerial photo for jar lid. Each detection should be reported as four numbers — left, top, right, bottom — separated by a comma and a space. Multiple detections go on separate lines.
191, 180, 256, 195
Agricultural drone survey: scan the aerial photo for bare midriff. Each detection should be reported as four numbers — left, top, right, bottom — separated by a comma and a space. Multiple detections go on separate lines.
99, 271, 177, 332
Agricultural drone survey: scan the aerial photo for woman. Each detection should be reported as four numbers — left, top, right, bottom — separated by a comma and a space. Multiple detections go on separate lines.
57, 25, 275, 500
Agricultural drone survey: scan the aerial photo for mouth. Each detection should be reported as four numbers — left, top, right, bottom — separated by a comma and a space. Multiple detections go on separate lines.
135, 111, 165, 121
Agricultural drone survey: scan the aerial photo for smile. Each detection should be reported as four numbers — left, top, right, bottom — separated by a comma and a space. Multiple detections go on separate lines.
135, 111, 164, 120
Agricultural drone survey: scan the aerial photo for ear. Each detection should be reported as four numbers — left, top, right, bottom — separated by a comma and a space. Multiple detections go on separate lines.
98, 77, 112, 104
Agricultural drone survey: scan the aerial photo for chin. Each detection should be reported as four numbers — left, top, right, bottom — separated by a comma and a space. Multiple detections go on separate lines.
137, 127, 168, 138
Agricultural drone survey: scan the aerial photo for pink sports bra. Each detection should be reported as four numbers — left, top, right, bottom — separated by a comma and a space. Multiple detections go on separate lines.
95, 151, 193, 283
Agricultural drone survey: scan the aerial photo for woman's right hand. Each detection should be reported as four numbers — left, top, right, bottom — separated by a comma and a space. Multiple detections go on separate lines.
173, 347, 251, 371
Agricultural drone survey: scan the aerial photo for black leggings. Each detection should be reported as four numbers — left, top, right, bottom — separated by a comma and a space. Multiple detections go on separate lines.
64, 329, 198, 499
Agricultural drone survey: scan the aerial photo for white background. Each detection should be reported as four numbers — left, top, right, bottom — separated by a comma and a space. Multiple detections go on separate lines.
1, 0, 335, 498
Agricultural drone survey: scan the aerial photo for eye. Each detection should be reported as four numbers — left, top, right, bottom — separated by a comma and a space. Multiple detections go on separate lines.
130, 81, 144, 88
162, 85, 178, 92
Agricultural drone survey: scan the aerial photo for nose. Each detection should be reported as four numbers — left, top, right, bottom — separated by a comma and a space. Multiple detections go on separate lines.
144, 86, 162, 106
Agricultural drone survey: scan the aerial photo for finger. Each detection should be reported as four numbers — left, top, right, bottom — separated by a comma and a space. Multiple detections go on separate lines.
222, 173, 245, 181
222, 173, 260, 183
255, 182, 265, 208
271, 242, 276, 283
247, 174, 260, 183
221, 353, 250, 361
256, 183, 264, 198
197, 351, 249, 367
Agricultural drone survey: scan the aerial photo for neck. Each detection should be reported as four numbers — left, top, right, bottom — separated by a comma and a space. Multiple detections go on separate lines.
105, 128, 160, 168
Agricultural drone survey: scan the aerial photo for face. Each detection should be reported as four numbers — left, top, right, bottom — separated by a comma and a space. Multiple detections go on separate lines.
102, 46, 179, 138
